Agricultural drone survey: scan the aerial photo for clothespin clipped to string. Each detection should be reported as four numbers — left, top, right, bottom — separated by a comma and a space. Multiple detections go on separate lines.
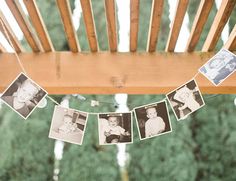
72, 94, 86, 101
91, 100, 100, 107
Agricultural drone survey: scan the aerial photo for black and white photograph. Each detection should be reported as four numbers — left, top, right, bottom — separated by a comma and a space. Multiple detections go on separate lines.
199, 49, 236, 86
166, 79, 205, 120
49, 106, 88, 145
0, 72, 48, 119
134, 100, 172, 140
98, 112, 132, 145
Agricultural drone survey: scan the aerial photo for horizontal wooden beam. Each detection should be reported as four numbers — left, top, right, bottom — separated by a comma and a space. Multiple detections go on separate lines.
0, 52, 235, 94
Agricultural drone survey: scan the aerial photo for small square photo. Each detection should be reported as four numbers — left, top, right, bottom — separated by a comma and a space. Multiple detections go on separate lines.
98, 112, 132, 145
166, 79, 205, 120
199, 49, 236, 86
49, 106, 88, 145
0, 72, 47, 119
134, 100, 172, 140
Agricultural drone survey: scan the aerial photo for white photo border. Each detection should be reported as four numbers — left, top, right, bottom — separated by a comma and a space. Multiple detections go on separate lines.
97, 111, 133, 145
198, 48, 236, 86
0, 72, 48, 120
166, 79, 205, 121
133, 99, 172, 141
48, 105, 89, 145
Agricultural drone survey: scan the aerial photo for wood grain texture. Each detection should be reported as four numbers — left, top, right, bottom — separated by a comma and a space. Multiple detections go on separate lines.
202, 0, 236, 52
56, 0, 80, 52
6, 0, 42, 52
147, 0, 164, 52
23, 0, 54, 52
224, 25, 236, 51
0, 12, 24, 53
186, 0, 214, 52
80, 0, 98, 52
130, 0, 139, 52
104, 0, 117, 52
0, 42, 7, 53
165, 0, 189, 52
0, 52, 236, 94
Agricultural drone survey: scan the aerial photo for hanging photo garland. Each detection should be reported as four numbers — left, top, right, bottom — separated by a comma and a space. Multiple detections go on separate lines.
0, 48, 236, 145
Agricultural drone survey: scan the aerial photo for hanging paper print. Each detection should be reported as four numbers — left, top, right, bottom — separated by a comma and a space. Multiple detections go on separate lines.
0, 72, 47, 119
98, 112, 133, 145
166, 79, 205, 120
134, 100, 172, 140
199, 49, 236, 86
49, 106, 88, 145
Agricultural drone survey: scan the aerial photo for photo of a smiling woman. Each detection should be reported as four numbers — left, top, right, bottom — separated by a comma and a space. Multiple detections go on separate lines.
1, 73, 47, 119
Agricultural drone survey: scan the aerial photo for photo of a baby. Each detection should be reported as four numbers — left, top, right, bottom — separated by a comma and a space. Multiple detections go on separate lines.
49, 106, 88, 145
199, 49, 236, 86
134, 100, 172, 140
98, 112, 132, 145
0, 73, 47, 119
166, 79, 205, 120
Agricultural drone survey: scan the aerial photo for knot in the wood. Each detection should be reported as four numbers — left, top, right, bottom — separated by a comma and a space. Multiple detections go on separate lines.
111, 76, 126, 88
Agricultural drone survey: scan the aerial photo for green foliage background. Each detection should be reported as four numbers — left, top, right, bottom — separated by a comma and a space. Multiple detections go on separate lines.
0, 0, 235, 181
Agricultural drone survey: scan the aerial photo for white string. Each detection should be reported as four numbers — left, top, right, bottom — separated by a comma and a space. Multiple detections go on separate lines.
88, 110, 137, 116
192, 72, 200, 80
0, 18, 27, 74
0, 16, 204, 115
0, 20, 133, 112
88, 113, 99, 115
47, 96, 60, 105
0, 17, 62, 107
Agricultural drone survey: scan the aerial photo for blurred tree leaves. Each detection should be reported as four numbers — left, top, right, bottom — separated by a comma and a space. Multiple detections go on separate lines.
0, 0, 235, 181
127, 95, 197, 181
0, 101, 55, 181
190, 95, 236, 181
59, 95, 120, 181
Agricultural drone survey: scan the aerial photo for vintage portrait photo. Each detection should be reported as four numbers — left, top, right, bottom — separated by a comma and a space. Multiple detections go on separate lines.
199, 49, 236, 86
166, 79, 205, 120
0, 72, 48, 119
49, 106, 88, 145
134, 100, 172, 140
98, 112, 132, 145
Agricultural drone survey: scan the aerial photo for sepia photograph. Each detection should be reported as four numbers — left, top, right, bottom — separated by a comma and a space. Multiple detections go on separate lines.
0, 72, 48, 119
1, 1, 236, 180
134, 100, 172, 140
166, 79, 205, 120
98, 112, 132, 145
49, 105, 88, 145
199, 49, 236, 86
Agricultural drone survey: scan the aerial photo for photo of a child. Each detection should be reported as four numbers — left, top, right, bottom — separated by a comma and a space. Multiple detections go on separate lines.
166, 79, 205, 120
0, 73, 47, 119
145, 107, 165, 137
49, 106, 88, 145
58, 114, 79, 134
199, 49, 236, 86
98, 113, 132, 145
134, 100, 172, 140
